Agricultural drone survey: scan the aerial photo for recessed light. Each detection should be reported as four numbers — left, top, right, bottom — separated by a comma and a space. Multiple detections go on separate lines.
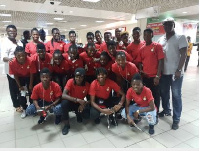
82, 0, 100, 2
0, 14, 11, 17
2, 21, 11, 23
70, 28, 76, 30
0, 5, 6, 7
54, 18, 64, 20
182, 12, 188, 14
69, 11, 73, 13
96, 20, 104, 23
80, 25, 87, 27
58, 20, 67, 23
46, 23, 53, 25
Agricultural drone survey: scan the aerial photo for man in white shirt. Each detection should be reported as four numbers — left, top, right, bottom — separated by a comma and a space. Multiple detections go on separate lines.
1, 25, 23, 112
157, 18, 188, 130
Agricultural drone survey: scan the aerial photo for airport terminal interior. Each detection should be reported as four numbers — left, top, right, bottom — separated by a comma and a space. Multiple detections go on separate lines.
0, 0, 199, 149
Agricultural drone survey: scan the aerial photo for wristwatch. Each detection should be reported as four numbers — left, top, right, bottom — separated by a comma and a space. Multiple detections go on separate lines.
155, 75, 160, 78
176, 69, 182, 72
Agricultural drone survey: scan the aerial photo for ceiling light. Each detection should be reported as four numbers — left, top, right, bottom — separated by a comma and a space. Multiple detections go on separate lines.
96, 20, 104, 23
70, 28, 76, 30
80, 25, 87, 27
58, 21, 67, 23
0, 5, 6, 7
2, 21, 11, 23
69, 11, 73, 13
46, 23, 53, 25
0, 14, 11, 17
82, 0, 100, 2
54, 18, 64, 20
182, 12, 188, 14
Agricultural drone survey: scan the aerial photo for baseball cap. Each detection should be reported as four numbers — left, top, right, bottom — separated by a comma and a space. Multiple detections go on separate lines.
74, 68, 86, 76
162, 17, 175, 24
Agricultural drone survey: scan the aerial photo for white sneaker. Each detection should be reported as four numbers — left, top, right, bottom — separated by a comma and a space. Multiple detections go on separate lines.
21, 110, 26, 119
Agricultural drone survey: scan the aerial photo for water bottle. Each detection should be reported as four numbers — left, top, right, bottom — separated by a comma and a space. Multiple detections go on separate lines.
172, 75, 176, 81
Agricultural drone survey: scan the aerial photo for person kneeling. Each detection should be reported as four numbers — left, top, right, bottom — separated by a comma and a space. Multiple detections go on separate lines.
26, 68, 62, 124
89, 67, 125, 126
121, 73, 157, 135
61, 68, 90, 135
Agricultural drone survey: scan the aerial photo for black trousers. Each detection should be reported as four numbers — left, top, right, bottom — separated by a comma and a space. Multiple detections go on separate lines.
18, 77, 32, 110
7, 74, 20, 108
184, 56, 190, 71
143, 77, 160, 113
61, 99, 90, 121
90, 96, 120, 120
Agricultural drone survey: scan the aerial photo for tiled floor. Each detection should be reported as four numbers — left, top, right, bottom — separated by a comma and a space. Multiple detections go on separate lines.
0, 49, 199, 149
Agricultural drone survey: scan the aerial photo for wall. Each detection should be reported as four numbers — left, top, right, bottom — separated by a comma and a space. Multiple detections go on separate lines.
77, 22, 139, 44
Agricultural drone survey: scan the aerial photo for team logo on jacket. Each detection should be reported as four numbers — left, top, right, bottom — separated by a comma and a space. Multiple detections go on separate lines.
143, 96, 147, 101
106, 87, 110, 91
27, 65, 30, 69
127, 72, 130, 76
50, 91, 53, 96
151, 47, 154, 52
83, 89, 86, 94
60, 44, 63, 47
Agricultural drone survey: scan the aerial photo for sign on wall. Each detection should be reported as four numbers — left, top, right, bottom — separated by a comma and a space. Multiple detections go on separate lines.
146, 22, 165, 35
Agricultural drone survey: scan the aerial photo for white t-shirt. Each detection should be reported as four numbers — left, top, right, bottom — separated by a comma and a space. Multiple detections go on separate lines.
157, 34, 188, 75
1, 37, 23, 78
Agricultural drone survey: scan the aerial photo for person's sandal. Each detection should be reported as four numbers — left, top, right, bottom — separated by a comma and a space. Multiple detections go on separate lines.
16, 107, 22, 112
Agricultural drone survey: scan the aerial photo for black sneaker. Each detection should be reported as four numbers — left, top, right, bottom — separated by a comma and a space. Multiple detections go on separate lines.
149, 125, 155, 135
134, 115, 142, 124
38, 116, 45, 124
158, 110, 171, 117
94, 117, 100, 124
116, 114, 123, 120
55, 115, 61, 125
109, 115, 118, 126
172, 121, 179, 130
62, 125, 70, 135
76, 114, 83, 123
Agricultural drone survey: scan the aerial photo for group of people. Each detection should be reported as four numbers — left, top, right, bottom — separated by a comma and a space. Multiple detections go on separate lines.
1, 17, 188, 136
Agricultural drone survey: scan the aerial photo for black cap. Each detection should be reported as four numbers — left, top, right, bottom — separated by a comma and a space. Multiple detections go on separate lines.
74, 68, 86, 76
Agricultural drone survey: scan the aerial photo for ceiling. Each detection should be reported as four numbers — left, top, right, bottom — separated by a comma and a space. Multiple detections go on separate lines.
0, 0, 199, 35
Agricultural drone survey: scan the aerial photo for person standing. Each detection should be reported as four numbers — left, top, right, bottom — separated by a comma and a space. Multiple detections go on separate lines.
126, 27, 145, 67
39, 28, 47, 43
1, 25, 23, 112
157, 17, 188, 130
137, 28, 164, 116
21, 30, 31, 49
184, 36, 193, 72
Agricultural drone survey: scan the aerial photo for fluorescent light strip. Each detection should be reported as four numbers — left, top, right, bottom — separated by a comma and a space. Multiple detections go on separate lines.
46, 23, 53, 25
54, 18, 64, 20
96, 20, 104, 23
82, 0, 100, 2
0, 14, 11, 17
2, 21, 11, 22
